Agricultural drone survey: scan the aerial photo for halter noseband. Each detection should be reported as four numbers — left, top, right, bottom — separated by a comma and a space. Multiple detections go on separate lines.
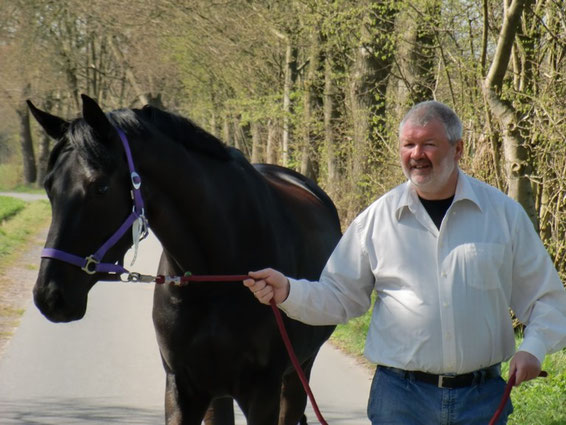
41, 128, 148, 277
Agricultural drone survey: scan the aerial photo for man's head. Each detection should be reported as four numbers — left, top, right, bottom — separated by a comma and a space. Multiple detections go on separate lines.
399, 101, 463, 200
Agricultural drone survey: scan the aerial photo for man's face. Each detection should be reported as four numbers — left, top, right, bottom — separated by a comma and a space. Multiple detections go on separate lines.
399, 118, 463, 199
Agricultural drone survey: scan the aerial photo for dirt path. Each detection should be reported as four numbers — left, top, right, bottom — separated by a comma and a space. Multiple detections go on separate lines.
0, 226, 47, 358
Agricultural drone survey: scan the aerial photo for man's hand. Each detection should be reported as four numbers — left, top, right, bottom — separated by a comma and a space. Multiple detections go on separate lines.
509, 351, 541, 386
243, 268, 290, 305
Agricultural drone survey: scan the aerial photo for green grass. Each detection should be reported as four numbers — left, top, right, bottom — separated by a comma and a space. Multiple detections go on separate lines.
0, 199, 51, 266
331, 310, 372, 357
331, 304, 566, 424
330, 292, 375, 358
503, 344, 566, 425
0, 196, 26, 221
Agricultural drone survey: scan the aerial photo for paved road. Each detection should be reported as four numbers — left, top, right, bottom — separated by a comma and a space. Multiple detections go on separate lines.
0, 231, 373, 424
0, 191, 48, 202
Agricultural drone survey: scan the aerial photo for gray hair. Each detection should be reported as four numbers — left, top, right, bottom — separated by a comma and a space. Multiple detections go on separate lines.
399, 101, 462, 144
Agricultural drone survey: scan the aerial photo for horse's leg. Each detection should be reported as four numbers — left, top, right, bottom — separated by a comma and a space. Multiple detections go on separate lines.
203, 397, 235, 425
278, 356, 317, 425
237, 377, 282, 425
164, 371, 211, 425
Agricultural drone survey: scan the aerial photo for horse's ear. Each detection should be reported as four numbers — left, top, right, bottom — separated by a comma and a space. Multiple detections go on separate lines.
81, 94, 115, 143
27, 100, 69, 140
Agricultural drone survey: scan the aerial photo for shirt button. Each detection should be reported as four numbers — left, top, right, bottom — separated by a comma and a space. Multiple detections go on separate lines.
441, 272, 447, 278
443, 302, 449, 308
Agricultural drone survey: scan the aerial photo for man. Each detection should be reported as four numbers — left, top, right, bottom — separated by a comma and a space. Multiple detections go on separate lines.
244, 101, 566, 424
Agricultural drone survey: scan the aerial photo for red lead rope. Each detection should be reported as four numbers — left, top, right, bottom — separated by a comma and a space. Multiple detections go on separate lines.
269, 297, 328, 425
488, 371, 515, 425
152, 273, 544, 425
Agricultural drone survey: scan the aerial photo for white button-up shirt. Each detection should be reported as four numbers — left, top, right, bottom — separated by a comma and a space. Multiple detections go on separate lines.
281, 171, 566, 374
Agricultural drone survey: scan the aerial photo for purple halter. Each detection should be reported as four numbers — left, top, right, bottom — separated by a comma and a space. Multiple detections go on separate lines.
41, 128, 148, 277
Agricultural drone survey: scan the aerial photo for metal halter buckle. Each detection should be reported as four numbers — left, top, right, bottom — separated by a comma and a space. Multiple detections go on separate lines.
131, 171, 142, 189
81, 255, 99, 275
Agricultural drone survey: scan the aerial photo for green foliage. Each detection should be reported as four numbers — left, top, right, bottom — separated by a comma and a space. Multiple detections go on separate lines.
3, 0, 566, 281
0, 196, 26, 222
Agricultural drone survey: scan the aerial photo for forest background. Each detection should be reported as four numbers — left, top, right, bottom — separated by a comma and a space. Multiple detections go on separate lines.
1, 0, 566, 280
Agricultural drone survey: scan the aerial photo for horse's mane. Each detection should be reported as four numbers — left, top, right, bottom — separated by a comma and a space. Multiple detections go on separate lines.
111, 106, 232, 161
47, 105, 232, 176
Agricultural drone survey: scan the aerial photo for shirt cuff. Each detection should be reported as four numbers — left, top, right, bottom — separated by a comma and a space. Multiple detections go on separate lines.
279, 277, 305, 320
517, 336, 546, 365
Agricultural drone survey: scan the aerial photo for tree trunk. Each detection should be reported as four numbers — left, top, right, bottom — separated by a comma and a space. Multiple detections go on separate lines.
300, 29, 323, 181
323, 36, 344, 196
483, 0, 538, 229
265, 119, 277, 164
251, 121, 262, 163
282, 40, 298, 167
223, 114, 233, 146
393, 1, 438, 111
234, 119, 250, 157
17, 103, 37, 184
348, 0, 398, 213
36, 95, 60, 185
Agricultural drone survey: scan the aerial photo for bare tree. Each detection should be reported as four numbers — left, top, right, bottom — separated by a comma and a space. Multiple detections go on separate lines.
483, 0, 538, 228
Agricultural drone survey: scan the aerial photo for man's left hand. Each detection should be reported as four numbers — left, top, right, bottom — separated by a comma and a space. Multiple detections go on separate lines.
509, 351, 541, 386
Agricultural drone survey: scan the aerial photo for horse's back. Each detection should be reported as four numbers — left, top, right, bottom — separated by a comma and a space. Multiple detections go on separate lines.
254, 164, 339, 223
254, 163, 342, 278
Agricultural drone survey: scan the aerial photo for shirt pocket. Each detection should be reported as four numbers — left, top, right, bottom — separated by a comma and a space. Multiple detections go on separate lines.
462, 242, 505, 290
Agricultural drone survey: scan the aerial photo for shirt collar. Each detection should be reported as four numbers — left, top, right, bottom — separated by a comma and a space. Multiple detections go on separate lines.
395, 169, 483, 221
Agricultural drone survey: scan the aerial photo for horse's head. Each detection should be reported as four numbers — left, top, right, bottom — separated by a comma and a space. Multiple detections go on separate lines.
28, 95, 137, 322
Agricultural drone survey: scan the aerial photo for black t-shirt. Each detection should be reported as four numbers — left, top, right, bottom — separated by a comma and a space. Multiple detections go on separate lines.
418, 195, 454, 229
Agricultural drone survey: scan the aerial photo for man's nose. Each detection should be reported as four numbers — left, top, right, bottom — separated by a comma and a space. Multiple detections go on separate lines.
411, 144, 425, 158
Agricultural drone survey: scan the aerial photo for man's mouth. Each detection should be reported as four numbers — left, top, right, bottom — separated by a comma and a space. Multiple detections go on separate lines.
411, 162, 431, 170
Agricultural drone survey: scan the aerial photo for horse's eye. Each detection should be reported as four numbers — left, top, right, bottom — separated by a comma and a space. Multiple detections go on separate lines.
96, 183, 110, 195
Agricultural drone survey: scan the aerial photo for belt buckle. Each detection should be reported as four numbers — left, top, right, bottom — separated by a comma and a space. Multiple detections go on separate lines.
438, 375, 451, 388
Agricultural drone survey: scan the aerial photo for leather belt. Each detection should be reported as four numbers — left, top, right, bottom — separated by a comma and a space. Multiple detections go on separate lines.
379, 364, 501, 389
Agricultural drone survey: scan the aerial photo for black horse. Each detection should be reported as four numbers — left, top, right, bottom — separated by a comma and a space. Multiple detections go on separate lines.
28, 95, 341, 425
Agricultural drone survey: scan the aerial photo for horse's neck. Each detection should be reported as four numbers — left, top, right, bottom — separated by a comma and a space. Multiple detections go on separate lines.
137, 142, 269, 273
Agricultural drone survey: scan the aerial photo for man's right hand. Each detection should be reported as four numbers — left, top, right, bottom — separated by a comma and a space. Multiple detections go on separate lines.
243, 268, 290, 305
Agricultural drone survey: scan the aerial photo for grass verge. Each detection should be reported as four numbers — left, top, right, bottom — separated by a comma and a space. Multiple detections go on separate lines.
0, 198, 51, 355
331, 305, 566, 424
0, 199, 51, 268
0, 196, 26, 222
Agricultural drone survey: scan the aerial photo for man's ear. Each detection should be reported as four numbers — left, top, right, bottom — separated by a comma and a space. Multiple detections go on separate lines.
454, 139, 464, 161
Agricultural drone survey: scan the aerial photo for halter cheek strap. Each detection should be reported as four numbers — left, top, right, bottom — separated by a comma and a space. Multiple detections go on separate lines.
41, 128, 148, 277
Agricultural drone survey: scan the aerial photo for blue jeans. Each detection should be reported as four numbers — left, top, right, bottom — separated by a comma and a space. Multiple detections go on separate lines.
367, 366, 513, 424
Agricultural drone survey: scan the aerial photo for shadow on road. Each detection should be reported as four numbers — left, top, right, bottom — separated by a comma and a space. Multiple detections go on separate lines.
0, 397, 163, 424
